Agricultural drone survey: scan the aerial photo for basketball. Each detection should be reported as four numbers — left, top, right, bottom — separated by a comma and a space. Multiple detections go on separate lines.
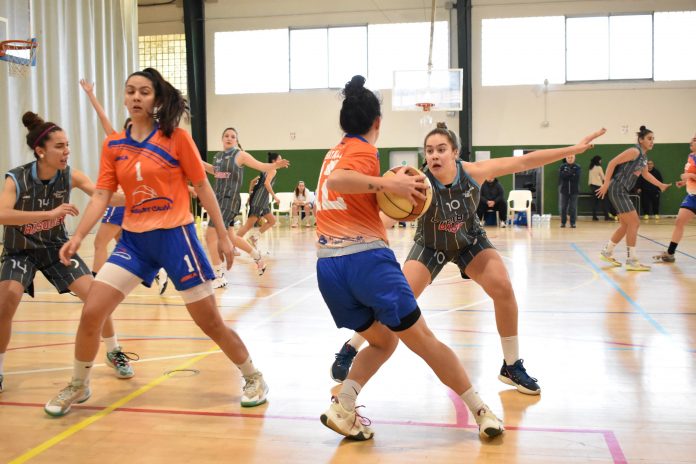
376, 166, 433, 221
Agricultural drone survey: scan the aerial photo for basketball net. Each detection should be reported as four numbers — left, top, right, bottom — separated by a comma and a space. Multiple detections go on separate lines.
0, 40, 38, 78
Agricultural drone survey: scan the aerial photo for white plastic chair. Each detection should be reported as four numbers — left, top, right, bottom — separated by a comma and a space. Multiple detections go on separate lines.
272, 192, 295, 224
507, 190, 533, 228
239, 192, 249, 224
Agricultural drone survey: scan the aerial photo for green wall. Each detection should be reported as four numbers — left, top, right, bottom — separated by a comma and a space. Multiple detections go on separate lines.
206, 147, 416, 194
207, 142, 691, 215
473, 143, 690, 215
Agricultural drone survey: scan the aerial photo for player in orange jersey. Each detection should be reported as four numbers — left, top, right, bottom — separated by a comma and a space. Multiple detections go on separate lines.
45, 68, 268, 416
654, 133, 696, 263
316, 75, 503, 442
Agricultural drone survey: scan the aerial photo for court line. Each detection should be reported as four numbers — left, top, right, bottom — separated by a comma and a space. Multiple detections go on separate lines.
8, 293, 313, 461
638, 233, 696, 261
0, 400, 626, 464
570, 243, 670, 336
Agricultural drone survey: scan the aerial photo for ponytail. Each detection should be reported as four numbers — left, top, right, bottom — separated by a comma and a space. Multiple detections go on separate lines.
127, 68, 189, 137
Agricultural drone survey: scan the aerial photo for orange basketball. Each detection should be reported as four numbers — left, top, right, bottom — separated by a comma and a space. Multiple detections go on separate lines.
376, 166, 433, 221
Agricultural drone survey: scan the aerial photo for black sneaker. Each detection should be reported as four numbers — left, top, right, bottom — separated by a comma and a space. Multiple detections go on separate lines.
330, 341, 358, 383
498, 359, 540, 395
0, 374, 4, 393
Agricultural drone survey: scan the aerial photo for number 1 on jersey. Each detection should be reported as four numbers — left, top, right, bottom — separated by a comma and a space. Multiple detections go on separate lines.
135, 161, 143, 181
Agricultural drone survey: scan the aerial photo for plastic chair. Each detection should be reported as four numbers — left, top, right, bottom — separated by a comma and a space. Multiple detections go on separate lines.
239, 192, 249, 223
507, 190, 533, 228
271, 192, 295, 223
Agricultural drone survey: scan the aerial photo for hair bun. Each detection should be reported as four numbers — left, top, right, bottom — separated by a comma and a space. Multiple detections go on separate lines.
22, 111, 45, 131
436, 122, 448, 130
344, 75, 366, 96
639, 125, 647, 131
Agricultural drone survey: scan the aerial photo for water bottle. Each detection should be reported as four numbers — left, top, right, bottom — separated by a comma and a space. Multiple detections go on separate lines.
532, 214, 541, 227
542, 214, 551, 227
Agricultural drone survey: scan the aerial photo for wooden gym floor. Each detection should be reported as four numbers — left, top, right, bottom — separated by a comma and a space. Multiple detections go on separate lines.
1, 218, 695, 463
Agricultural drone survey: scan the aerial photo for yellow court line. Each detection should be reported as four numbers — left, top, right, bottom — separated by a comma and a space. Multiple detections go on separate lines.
11, 293, 314, 462
9, 350, 217, 464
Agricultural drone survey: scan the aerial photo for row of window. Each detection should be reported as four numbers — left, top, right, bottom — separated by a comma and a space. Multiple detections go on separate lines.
137, 11, 695, 95
214, 22, 449, 94
483, 11, 696, 85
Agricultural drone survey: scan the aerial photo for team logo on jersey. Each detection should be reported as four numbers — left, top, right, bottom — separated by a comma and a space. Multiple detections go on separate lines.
112, 247, 132, 260
53, 190, 66, 199
115, 155, 129, 161
130, 185, 174, 214
22, 216, 65, 235
462, 185, 475, 198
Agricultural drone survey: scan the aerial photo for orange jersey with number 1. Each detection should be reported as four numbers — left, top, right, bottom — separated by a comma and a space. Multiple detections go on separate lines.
96, 126, 206, 233
315, 135, 387, 248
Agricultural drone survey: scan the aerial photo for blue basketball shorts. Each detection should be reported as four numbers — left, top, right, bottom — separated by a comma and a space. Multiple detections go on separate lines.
680, 194, 696, 214
101, 206, 125, 226
106, 223, 215, 291
317, 247, 418, 332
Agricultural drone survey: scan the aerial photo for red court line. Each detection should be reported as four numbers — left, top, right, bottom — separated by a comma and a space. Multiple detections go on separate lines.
7, 337, 205, 351
0, 400, 626, 463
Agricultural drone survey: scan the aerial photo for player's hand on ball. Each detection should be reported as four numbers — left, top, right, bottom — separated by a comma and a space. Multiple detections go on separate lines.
389, 166, 428, 206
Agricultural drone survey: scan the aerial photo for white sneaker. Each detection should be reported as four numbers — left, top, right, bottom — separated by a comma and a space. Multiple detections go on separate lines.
240, 372, 269, 407
474, 405, 504, 439
600, 249, 622, 267
154, 269, 169, 295
320, 396, 374, 440
212, 276, 227, 289
254, 256, 267, 276
44, 382, 91, 417
626, 258, 651, 271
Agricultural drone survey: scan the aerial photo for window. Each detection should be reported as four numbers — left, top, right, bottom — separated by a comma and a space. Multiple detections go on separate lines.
328, 26, 367, 88
138, 34, 187, 93
290, 26, 367, 90
367, 21, 449, 89
215, 29, 289, 95
482, 17, 565, 86
290, 29, 328, 89
654, 11, 696, 81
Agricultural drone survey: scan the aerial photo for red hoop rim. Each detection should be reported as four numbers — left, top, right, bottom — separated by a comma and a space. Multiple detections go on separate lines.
415, 102, 435, 112
0, 40, 38, 56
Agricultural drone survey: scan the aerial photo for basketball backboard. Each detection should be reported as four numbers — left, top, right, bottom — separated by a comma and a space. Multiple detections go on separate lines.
392, 69, 463, 112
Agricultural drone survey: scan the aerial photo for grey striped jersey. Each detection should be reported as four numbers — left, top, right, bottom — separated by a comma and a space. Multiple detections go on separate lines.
3, 162, 71, 250
249, 171, 276, 210
414, 161, 484, 251
213, 147, 243, 213
612, 145, 647, 191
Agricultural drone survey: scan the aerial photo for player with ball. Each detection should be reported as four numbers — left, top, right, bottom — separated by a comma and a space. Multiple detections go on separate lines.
330, 122, 606, 399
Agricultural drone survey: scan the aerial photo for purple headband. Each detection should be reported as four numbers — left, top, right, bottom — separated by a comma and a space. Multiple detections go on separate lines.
32, 124, 58, 150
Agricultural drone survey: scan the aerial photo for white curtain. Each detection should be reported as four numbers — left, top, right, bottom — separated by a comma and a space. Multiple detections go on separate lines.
0, 0, 137, 233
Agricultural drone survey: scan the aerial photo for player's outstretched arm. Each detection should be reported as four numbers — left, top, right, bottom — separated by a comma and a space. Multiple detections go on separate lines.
239, 151, 290, 173
80, 79, 116, 136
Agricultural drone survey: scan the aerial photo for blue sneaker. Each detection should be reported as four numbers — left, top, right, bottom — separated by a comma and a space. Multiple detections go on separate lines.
498, 359, 540, 395
330, 341, 357, 383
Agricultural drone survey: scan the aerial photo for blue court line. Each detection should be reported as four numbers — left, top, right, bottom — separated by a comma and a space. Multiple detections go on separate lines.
570, 243, 670, 337
638, 233, 696, 261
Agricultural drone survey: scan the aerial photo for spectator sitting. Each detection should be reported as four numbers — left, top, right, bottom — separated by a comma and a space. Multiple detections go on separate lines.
477, 177, 507, 227
291, 180, 315, 227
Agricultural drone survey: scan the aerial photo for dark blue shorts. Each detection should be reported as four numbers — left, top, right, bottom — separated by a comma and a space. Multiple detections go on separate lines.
317, 247, 418, 331
680, 194, 696, 214
107, 223, 215, 291
101, 206, 125, 226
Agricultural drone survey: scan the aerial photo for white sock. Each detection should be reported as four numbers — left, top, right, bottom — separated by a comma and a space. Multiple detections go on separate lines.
627, 246, 636, 260
338, 379, 362, 412
0, 352, 5, 374
460, 386, 485, 414
348, 333, 366, 350
236, 356, 257, 377
605, 240, 617, 253
215, 263, 226, 274
500, 336, 519, 366
103, 336, 119, 353
251, 249, 261, 261
72, 359, 94, 386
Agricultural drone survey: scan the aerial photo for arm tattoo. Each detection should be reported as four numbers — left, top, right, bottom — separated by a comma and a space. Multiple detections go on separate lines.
367, 183, 383, 192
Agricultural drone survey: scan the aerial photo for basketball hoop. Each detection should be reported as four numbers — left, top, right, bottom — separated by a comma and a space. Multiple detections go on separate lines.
0, 40, 38, 78
416, 102, 435, 112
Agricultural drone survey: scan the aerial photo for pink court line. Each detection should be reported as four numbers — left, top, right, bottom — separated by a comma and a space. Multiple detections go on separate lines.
0, 400, 626, 463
